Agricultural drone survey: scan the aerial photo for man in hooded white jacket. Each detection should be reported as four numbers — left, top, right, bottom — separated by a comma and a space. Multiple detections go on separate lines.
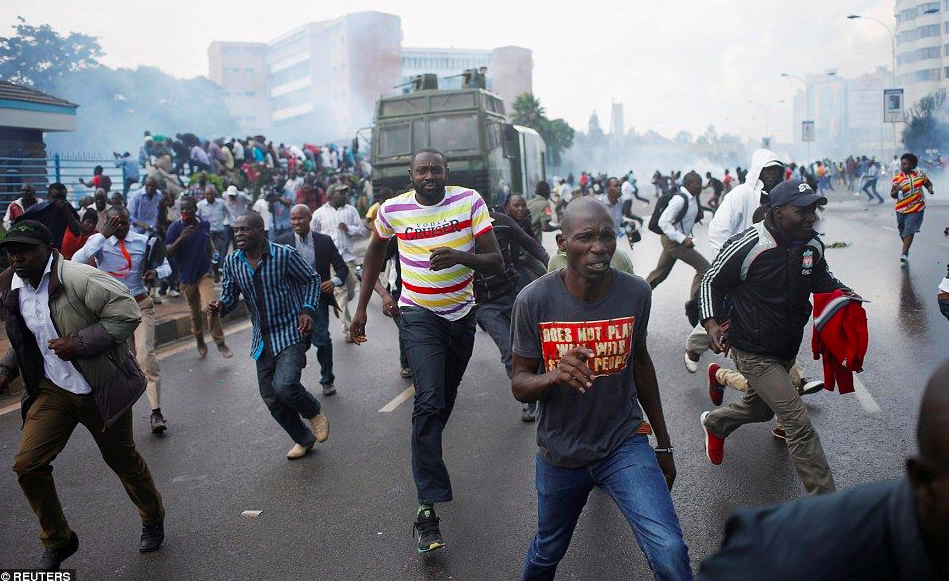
686, 150, 823, 438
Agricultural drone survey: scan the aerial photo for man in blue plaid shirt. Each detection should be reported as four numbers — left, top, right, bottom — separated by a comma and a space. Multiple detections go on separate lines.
207, 212, 329, 460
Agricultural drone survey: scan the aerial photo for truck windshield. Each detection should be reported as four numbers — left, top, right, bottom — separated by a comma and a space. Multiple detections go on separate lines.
379, 123, 411, 157
429, 114, 479, 152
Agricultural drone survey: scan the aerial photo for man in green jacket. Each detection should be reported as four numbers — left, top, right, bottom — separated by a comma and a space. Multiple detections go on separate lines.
0, 221, 165, 571
526, 180, 553, 242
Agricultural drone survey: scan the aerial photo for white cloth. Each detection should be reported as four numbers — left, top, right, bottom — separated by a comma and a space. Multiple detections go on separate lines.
12, 255, 92, 395
310, 203, 366, 262
223, 191, 252, 225
708, 148, 782, 253
71, 231, 172, 296
939, 277, 949, 293
621, 180, 635, 201
658, 188, 698, 244
252, 198, 272, 231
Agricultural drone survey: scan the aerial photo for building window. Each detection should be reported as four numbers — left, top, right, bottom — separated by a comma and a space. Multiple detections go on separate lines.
919, 23, 940, 37
245, 91, 255, 97
915, 68, 941, 81
920, 2, 939, 13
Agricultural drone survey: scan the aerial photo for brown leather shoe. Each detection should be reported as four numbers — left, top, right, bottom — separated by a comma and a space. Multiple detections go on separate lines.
196, 339, 208, 358
286, 443, 313, 460
309, 413, 329, 442
217, 343, 233, 359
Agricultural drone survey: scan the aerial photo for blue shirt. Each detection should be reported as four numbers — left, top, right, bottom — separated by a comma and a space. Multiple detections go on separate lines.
271, 190, 293, 233
219, 242, 321, 359
128, 188, 162, 234
165, 219, 212, 284
115, 157, 140, 181
71, 231, 171, 296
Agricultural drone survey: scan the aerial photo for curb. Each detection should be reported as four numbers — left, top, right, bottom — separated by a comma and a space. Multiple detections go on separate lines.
0, 307, 250, 410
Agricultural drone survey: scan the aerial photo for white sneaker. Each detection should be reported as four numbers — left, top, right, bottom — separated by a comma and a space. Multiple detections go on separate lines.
683, 352, 699, 374
167, 289, 181, 298
799, 380, 825, 396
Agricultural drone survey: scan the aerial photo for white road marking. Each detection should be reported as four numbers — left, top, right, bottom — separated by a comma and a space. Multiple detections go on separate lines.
0, 319, 256, 417
379, 386, 415, 413
851, 375, 881, 414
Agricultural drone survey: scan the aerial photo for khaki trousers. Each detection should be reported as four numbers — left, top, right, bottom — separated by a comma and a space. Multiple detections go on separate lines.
646, 235, 710, 299
181, 273, 224, 345
333, 260, 358, 332
13, 379, 164, 548
128, 296, 160, 410
704, 348, 836, 495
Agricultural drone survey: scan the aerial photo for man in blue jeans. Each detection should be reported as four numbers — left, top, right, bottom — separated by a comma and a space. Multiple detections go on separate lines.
511, 198, 691, 580
207, 212, 329, 460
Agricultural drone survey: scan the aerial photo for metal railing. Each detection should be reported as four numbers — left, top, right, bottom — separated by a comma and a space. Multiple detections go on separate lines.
0, 153, 135, 215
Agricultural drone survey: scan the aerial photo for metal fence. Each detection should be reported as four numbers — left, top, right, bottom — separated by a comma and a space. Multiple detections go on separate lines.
0, 153, 132, 215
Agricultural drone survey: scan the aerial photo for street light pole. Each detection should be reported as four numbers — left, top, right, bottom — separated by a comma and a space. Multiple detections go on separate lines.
848, 13, 904, 159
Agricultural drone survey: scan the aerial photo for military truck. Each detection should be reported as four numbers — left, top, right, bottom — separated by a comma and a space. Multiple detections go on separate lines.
368, 73, 546, 207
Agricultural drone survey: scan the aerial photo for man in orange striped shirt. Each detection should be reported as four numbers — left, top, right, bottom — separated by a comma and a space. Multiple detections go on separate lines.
891, 153, 935, 265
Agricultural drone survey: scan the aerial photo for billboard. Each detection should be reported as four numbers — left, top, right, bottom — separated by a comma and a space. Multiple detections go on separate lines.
884, 89, 904, 123
801, 120, 815, 142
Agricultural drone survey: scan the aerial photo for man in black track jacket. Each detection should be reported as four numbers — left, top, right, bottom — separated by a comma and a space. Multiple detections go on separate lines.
698, 179, 856, 496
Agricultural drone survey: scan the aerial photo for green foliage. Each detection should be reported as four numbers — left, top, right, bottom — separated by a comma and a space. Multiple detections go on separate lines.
188, 171, 225, 193
0, 17, 103, 90
512, 93, 576, 165
902, 90, 949, 155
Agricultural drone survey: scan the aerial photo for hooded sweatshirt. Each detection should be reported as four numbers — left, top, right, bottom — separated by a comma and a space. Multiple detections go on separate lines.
708, 149, 782, 253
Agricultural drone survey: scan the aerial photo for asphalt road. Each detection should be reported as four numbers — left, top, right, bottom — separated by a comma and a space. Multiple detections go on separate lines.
1, 199, 947, 580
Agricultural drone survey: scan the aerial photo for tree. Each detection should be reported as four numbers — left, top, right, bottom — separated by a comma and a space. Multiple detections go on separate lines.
902, 89, 949, 155
511, 92, 575, 166
0, 17, 103, 90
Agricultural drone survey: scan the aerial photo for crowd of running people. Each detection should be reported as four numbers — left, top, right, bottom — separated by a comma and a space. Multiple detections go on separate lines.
1, 139, 947, 579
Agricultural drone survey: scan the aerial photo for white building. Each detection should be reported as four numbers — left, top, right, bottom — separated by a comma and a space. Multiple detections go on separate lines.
893, 0, 946, 106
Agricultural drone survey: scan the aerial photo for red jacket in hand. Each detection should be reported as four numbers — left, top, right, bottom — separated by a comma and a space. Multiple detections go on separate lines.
811, 290, 868, 394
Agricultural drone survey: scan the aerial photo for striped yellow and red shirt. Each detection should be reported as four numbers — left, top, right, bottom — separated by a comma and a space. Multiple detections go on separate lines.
375, 186, 493, 320
892, 169, 931, 214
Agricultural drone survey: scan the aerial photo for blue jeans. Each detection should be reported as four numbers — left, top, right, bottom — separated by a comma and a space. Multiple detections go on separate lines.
256, 342, 321, 446
476, 292, 515, 378
522, 435, 692, 581
310, 303, 334, 386
399, 306, 477, 504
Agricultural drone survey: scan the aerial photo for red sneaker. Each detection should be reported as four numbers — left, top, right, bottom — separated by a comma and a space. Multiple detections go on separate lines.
708, 364, 725, 406
701, 411, 724, 465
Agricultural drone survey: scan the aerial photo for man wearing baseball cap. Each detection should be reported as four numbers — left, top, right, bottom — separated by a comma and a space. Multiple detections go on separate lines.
0, 220, 165, 569
697, 180, 858, 496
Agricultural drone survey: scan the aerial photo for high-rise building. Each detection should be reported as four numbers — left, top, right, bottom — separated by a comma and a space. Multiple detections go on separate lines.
209, 13, 533, 141
893, 0, 946, 106
209, 11, 402, 142
609, 102, 625, 135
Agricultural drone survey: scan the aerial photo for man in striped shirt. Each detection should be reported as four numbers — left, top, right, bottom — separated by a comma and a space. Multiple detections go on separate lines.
890, 152, 935, 265
350, 148, 503, 554
206, 212, 329, 461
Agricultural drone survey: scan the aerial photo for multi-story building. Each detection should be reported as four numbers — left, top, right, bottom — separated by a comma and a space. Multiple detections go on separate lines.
209, 13, 532, 142
209, 11, 402, 143
789, 67, 892, 158
893, 0, 946, 106
399, 45, 533, 115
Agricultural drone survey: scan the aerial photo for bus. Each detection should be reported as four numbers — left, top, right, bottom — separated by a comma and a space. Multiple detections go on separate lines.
369, 86, 546, 207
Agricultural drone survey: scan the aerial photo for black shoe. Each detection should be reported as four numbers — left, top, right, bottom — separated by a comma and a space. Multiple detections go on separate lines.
150, 411, 167, 433
413, 507, 445, 553
322, 383, 336, 396
521, 401, 537, 423
140, 522, 164, 553
40, 530, 79, 570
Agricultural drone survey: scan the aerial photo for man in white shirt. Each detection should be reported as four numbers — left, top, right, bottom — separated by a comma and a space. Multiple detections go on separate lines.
311, 182, 366, 341
645, 171, 709, 299
196, 185, 229, 278
72, 206, 174, 433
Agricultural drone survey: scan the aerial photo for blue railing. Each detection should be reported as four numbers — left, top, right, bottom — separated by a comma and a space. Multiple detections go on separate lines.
0, 153, 132, 215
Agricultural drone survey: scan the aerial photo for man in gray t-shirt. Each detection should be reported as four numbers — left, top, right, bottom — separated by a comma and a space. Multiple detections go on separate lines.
511, 198, 691, 581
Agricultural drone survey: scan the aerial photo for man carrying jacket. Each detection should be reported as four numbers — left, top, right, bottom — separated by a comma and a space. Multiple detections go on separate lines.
276, 204, 349, 396
698, 180, 856, 496
0, 221, 164, 570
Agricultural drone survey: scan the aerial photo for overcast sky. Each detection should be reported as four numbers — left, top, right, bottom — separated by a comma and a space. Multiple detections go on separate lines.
3, 0, 894, 142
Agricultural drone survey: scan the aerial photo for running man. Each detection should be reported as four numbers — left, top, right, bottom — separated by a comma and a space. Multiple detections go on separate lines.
512, 198, 691, 580
350, 148, 503, 553
890, 152, 935, 265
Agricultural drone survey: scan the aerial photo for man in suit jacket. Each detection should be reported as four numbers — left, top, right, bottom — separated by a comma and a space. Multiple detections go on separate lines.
276, 204, 349, 395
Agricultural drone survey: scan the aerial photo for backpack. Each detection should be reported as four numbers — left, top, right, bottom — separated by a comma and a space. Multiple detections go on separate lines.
648, 192, 703, 235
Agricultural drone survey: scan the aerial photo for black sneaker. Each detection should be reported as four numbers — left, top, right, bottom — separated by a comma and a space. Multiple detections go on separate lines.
40, 530, 79, 570
150, 411, 167, 434
413, 507, 445, 553
140, 522, 164, 553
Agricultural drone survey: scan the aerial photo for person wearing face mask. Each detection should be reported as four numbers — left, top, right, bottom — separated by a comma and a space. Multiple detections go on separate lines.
698, 180, 859, 496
